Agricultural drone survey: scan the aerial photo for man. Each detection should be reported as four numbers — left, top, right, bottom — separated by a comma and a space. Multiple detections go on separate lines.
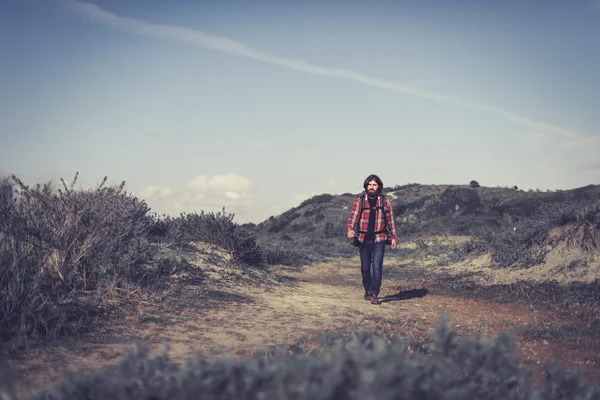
347, 174, 397, 305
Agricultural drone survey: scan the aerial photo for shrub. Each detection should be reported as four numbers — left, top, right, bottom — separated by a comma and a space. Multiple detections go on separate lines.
267, 220, 287, 233
25, 317, 600, 399
257, 235, 357, 265
172, 209, 265, 267
260, 242, 313, 267
303, 209, 316, 217
480, 198, 600, 267
259, 209, 303, 234
0, 174, 165, 342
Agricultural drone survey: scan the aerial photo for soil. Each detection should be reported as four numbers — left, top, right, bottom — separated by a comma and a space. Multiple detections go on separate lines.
7, 253, 600, 399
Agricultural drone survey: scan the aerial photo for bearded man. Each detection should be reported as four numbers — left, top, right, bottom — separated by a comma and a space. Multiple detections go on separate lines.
347, 174, 397, 305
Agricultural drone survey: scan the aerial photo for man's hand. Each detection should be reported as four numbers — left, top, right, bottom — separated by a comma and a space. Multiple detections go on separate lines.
391, 239, 397, 249
347, 230, 355, 239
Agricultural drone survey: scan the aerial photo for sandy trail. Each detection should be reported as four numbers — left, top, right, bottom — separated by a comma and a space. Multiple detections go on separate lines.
9, 256, 600, 397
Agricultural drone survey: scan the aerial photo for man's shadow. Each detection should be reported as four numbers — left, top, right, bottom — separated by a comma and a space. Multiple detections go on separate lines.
380, 288, 428, 303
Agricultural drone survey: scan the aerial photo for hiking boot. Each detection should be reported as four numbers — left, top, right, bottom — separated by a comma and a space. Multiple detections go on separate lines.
364, 292, 374, 301
371, 294, 381, 305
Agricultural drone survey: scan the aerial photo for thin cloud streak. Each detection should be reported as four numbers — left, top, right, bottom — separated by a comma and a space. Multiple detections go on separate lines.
69, 1, 579, 139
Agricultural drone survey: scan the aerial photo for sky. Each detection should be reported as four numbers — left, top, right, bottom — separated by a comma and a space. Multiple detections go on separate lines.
1, 0, 599, 223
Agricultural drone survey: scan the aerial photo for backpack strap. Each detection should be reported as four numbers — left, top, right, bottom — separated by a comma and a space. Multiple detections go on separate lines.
352, 195, 365, 232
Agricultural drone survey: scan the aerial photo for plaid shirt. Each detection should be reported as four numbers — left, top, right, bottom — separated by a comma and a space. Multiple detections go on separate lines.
347, 194, 397, 243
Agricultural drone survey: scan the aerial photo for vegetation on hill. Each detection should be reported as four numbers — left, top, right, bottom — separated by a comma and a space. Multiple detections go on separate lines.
254, 182, 600, 268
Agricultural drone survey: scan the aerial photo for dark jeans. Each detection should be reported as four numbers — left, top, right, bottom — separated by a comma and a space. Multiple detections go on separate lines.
359, 239, 385, 295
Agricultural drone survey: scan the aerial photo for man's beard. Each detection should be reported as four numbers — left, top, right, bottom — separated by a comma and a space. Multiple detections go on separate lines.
367, 189, 377, 197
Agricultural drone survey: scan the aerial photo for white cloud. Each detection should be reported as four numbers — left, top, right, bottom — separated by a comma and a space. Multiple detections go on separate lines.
139, 185, 174, 200
68, 1, 581, 139
185, 175, 209, 193
225, 191, 241, 199
185, 173, 254, 196
137, 173, 256, 219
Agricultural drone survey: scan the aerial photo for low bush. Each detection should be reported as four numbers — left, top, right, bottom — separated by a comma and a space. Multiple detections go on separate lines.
25, 317, 600, 399
160, 209, 265, 268
260, 241, 314, 267
0, 174, 168, 342
257, 235, 358, 266
479, 198, 600, 267
150, 208, 320, 269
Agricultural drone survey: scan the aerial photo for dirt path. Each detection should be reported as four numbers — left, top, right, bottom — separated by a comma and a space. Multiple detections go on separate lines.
9, 256, 600, 398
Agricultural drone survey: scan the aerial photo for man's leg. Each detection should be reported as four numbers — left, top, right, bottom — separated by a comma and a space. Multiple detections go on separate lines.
370, 241, 386, 304
360, 239, 374, 297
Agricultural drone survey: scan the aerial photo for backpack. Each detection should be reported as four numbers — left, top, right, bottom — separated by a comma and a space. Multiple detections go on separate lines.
351, 194, 392, 246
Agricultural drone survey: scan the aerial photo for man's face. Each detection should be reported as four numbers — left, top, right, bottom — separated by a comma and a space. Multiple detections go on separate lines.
367, 180, 379, 195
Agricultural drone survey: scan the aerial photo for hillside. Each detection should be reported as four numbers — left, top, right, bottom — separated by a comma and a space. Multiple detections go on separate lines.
252, 183, 600, 243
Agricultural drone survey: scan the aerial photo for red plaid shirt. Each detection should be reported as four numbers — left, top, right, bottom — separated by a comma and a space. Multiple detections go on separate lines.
347, 194, 397, 243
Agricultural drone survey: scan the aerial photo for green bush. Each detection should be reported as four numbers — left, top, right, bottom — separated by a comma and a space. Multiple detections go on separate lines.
159, 209, 265, 268
260, 242, 313, 267
480, 198, 600, 267
0, 174, 166, 342
24, 318, 600, 400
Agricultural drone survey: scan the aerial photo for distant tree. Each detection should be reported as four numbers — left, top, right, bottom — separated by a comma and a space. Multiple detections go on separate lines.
513, 185, 519, 190
469, 180, 480, 188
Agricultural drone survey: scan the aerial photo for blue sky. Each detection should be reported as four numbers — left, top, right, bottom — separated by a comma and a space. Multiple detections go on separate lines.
1, 0, 599, 223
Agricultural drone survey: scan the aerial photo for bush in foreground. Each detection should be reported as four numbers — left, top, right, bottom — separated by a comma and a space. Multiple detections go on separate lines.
25, 317, 600, 400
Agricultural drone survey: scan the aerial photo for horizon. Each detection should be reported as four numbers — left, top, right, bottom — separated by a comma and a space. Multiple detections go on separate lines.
1, 172, 592, 225
2, 0, 599, 223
